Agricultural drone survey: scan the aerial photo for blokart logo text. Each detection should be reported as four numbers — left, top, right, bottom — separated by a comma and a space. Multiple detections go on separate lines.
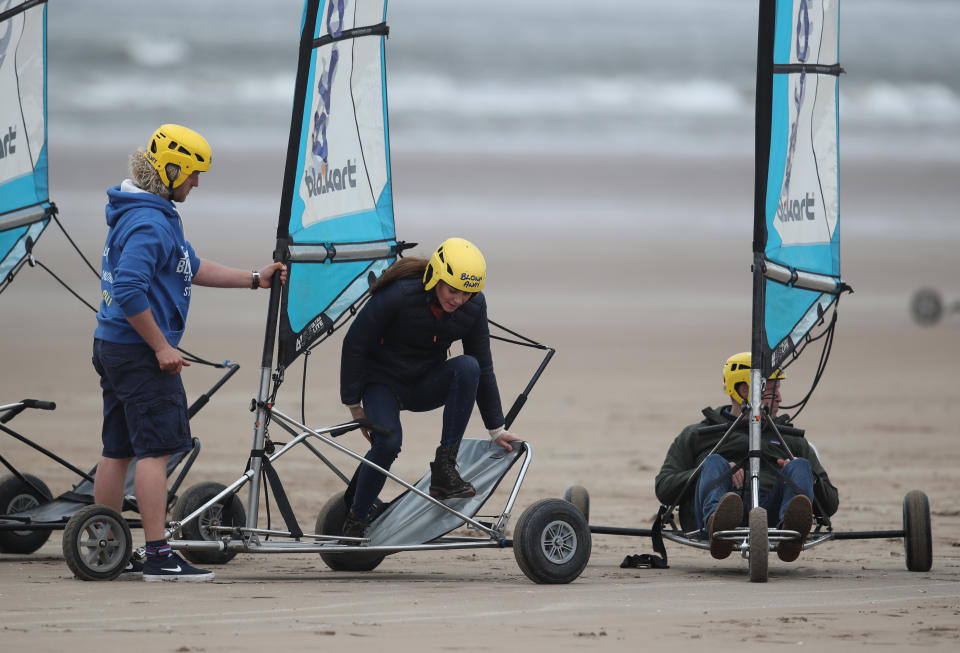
776, 192, 816, 222
304, 160, 357, 197
0, 125, 15, 159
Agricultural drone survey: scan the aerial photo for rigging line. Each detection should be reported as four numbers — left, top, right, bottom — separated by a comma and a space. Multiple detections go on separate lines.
34, 256, 224, 368
52, 211, 100, 279
489, 333, 546, 350
488, 318, 542, 347
33, 258, 99, 313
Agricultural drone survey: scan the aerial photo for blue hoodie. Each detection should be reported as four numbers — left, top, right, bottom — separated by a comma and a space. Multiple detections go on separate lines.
94, 180, 200, 347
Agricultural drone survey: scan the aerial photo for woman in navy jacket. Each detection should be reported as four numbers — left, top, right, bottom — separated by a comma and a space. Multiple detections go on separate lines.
340, 238, 522, 537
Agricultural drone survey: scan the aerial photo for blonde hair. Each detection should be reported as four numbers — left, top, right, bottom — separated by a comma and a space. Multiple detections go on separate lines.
370, 257, 428, 294
129, 149, 181, 198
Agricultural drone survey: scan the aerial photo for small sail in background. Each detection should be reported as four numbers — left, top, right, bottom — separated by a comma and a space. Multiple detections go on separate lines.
274, 0, 399, 371
0, 0, 52, 293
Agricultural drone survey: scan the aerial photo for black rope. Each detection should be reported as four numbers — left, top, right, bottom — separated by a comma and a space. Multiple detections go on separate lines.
34, 259, 99, 313
52, 210, 100, 279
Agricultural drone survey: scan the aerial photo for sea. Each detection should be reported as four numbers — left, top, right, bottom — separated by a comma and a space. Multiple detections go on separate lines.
43, 0, 960, 162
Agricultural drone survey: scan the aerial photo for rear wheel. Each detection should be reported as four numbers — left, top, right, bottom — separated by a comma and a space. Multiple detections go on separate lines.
0, 473, 53, 554
513, 498, 591, 584
748, 507, 768, 583
911, 288, 943, 326
903, 490, 932, 572
315, 491, 385, 572
563, 485, 590, 522
171, 482, 246, 565
62, 504, 131, 581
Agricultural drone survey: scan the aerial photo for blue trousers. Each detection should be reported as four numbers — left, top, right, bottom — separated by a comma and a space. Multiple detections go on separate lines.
350, 355, 481, 519
694, 453, 814, 531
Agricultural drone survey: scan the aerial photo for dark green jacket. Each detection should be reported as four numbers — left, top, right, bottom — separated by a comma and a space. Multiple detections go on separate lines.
655, 405, 839, 531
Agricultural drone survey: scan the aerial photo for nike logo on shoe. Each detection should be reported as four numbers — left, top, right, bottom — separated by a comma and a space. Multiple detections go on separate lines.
161, 564, 182, 572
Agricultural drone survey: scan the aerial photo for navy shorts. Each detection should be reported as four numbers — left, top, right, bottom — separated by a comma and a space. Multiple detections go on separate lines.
92, 338, 192, 459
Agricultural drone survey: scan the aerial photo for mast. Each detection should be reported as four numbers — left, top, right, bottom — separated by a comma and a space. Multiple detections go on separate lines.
749, 0, 776, 511
245, 0, 322, 531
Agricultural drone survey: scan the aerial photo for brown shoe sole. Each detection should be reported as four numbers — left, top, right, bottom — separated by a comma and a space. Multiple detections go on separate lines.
777, 495, 812, 562
709, 492, 743, 560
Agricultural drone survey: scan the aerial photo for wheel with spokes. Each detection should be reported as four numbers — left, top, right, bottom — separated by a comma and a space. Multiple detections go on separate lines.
171, 482, 245, 565
513, 498, 591, 584
62, 504, 131, 581
0, 473, 53, 553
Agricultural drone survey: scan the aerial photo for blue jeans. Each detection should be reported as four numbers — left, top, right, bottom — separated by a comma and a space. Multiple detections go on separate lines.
694, 454, 814, 531
350, 355, 481, 519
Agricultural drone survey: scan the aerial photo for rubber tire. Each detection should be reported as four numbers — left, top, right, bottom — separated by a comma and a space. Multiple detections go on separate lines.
62, 504, 132, 581
513, 498, 591, 584
0, 473, 53, 554
171, 482, 246, 565
748, 506, 769, 583
563, 485, 590, 522
911, 288, 943, 326
903, 490, 932, 572
315, 491, 385, 572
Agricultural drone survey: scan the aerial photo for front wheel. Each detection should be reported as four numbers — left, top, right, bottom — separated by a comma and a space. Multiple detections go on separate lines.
170, 482, 246, 565
903, 490, 932, 572
62, 504, 132, 581
0, 473, 53, 554
911, 288, 943, 326
748, 507, 768, 583
513, 498, 591, 584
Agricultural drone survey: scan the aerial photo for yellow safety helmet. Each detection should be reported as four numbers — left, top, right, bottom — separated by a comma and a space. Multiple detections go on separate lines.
144, 124, 212, 189
722, 352, 785, 403
422, 237, 486, 292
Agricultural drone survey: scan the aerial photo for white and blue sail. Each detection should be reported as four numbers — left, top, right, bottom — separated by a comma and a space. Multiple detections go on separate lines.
0, 0, 51, 293
273, 0, 399, 370
753, 0, 847, 375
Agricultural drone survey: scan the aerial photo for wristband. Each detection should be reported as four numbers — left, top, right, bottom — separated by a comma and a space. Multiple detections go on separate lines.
251, 270, 260, 289
488, 426, 505, 439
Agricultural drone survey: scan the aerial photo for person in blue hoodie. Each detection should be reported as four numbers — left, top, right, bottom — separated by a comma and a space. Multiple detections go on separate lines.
92, 124, 286, 582
338, 238, 523, 539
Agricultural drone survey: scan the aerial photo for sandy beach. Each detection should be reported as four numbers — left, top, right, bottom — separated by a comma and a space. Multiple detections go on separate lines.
1, 146, 959, 651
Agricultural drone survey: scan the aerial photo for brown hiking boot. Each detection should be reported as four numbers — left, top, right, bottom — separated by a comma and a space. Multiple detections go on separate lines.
777, 495, 812, 562
429, 445, 476, 499
707, 492, 743, 560
341, 511, 370, 541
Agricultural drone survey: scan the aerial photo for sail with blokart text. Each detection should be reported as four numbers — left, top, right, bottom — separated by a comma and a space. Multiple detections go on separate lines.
274, 0, 400, 371
753, 0, 849, 379
0, 0, 52, 294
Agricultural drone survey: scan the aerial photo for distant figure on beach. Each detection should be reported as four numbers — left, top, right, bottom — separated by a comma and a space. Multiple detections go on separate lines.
654, 352, 838, 562
92, 124, 286, 582
338, 237, 523, 538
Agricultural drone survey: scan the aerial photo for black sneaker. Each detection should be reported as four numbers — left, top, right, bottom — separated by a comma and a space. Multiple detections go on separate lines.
117, 548, 146, 580
142, 553, 215, 582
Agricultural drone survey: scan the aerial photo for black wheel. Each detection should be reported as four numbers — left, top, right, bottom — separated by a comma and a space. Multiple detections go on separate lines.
170, 482, 245, 565
748, 507, 768, 583
315, 491, 385, 572
563, 485, 590, 522
911, 288, 943, 326
0, 473, 53, 554
62, 504, 131, 581
903, 490, 932, 572
513, 498, 591, 584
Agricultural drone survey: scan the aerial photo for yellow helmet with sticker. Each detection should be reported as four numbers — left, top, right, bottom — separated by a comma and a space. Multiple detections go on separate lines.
145, 124, 212, 189
722, 352, 785, 403
422, 238, 486, 292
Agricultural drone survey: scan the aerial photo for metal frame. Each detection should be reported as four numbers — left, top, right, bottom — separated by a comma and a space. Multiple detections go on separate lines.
165, 407, 533, 556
